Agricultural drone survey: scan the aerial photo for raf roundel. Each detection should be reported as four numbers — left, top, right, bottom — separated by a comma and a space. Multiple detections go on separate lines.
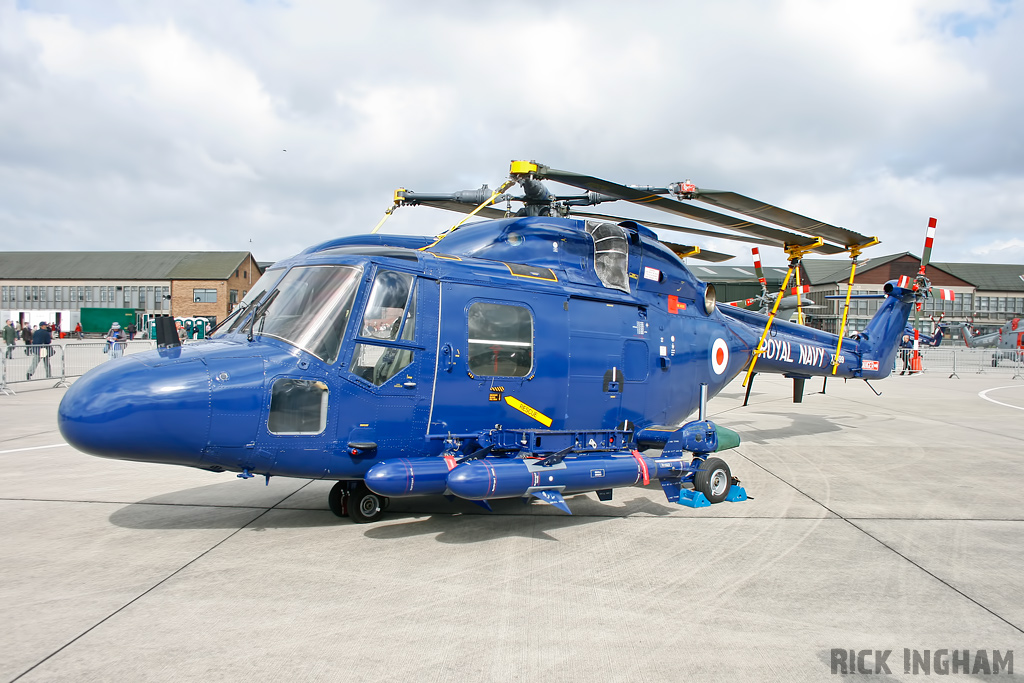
711, 338, 729, 375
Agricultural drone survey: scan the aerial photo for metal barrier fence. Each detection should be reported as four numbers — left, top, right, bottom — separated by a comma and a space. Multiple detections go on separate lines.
908, 348, 1024, 379
1, 340, 157, 395
62, 341, 156, 378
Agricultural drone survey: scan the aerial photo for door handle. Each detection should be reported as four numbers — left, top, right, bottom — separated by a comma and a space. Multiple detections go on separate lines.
402, 381, 417, 389
441, 343, 455, 373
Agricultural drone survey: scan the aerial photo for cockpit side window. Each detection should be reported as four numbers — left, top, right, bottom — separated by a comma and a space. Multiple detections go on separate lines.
585, 221, 630, 293
357, 270, 415, 341
349, 270, 418, 387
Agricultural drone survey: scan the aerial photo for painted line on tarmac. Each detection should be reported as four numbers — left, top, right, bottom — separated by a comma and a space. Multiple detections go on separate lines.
978, 385, 1024, 412
0, 443, 67, 454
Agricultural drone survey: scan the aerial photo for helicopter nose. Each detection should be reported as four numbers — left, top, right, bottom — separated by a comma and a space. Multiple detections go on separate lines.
58, 355, 212, 467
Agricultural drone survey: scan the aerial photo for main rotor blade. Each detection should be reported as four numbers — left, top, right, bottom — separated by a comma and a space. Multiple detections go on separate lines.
531, 165, 845, 254
414, 200, 509, 220
572, 211, 778, 248
693, 189, 876, 249
660, 241, 735, 263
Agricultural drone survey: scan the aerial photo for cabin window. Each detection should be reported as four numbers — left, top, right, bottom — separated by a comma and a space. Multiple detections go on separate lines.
268, 378, 328, 435
467, 302, 533, 377
585, 221, 630, 293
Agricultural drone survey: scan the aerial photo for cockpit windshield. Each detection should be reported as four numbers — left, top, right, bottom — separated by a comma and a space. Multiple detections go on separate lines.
213, 268, 285, 336
250, 265, 361, 363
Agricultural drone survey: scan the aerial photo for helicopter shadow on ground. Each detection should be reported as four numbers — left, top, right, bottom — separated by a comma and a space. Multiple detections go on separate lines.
107, 482, 679, 536
366, 494, 680, 544
722, 412, 847, 444
107, 481, 341, 531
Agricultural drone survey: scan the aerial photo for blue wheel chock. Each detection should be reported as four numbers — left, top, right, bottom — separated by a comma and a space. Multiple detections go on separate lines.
726, 485, 748, 502
677, 485, 748, 508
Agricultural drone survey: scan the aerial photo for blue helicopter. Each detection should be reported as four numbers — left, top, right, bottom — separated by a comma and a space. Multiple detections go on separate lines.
58, 161, 929, 522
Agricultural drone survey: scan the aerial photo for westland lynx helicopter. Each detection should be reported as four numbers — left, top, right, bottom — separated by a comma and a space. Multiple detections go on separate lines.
957, 318, 1023, 350
59, 161, 936, 523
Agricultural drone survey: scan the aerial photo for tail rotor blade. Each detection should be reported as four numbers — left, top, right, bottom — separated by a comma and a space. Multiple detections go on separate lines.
751, 247, 768, 297
919, 217, 937, 275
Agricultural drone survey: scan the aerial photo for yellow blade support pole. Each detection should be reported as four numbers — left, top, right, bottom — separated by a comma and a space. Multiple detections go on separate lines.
742, 265, 794, 388
830, 238, 879, 375
742, 239, 823, 388
794, 265, 804, 326
831, 259, 858, 375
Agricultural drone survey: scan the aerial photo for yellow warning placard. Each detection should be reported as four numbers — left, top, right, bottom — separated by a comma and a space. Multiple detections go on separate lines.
504, 396, 552, 427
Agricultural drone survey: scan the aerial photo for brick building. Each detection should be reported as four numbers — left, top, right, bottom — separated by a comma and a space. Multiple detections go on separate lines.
0, 251, 262, 332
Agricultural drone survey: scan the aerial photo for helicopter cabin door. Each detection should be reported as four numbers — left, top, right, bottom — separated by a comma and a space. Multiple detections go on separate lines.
338, 269, 437, 462
428, 282, 569, 436
565, 297, 651, 430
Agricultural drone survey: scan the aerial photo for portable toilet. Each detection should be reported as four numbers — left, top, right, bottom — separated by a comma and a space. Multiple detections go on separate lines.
149, 319, 157, 340
193, 318, 207, 339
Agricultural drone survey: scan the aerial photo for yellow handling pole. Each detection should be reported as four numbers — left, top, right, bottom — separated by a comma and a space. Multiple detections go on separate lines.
742, 239, 822, 388
831, 238, 879, 375
794, 265, 804, 326
742, 266, 793, 388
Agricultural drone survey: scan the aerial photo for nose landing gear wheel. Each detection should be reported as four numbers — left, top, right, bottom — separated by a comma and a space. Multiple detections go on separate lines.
693, 457, 732, 504
349, 482, 385, 523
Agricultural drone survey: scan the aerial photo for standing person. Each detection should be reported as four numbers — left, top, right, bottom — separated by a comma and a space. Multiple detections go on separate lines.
27, 322, 53, 379
127, 323, 137, 340
899, 334, 913, 375
106, 322, 127, 360
3, 319, 15, 359
21, 323, 33, 353
74, 322, 83, 340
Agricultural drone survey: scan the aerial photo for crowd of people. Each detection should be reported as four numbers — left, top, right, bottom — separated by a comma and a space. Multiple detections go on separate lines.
2, 319, 139, 379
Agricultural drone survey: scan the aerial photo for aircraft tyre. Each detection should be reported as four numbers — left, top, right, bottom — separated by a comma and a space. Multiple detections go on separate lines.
349, 482, 385, 523
693, 457, 732, 504
328, 481, 349, 518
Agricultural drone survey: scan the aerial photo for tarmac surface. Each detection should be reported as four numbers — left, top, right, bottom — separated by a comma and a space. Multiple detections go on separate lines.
2, 371, 1023, 682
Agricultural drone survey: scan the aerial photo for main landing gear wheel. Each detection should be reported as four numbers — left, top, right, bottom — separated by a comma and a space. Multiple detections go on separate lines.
328, 481, 349, 518
693, 457, 732, 504
348, 482, 386, 523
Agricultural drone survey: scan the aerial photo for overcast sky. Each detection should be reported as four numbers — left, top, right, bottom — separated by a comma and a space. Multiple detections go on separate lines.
2, 0, 1022, 267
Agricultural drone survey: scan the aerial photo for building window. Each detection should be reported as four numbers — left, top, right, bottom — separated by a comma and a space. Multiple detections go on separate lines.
2, 286, 7, 302
229, 289, 238, 305
467, 302, 533, 377
193, 289, 218, 303
162, 286, 170, 310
